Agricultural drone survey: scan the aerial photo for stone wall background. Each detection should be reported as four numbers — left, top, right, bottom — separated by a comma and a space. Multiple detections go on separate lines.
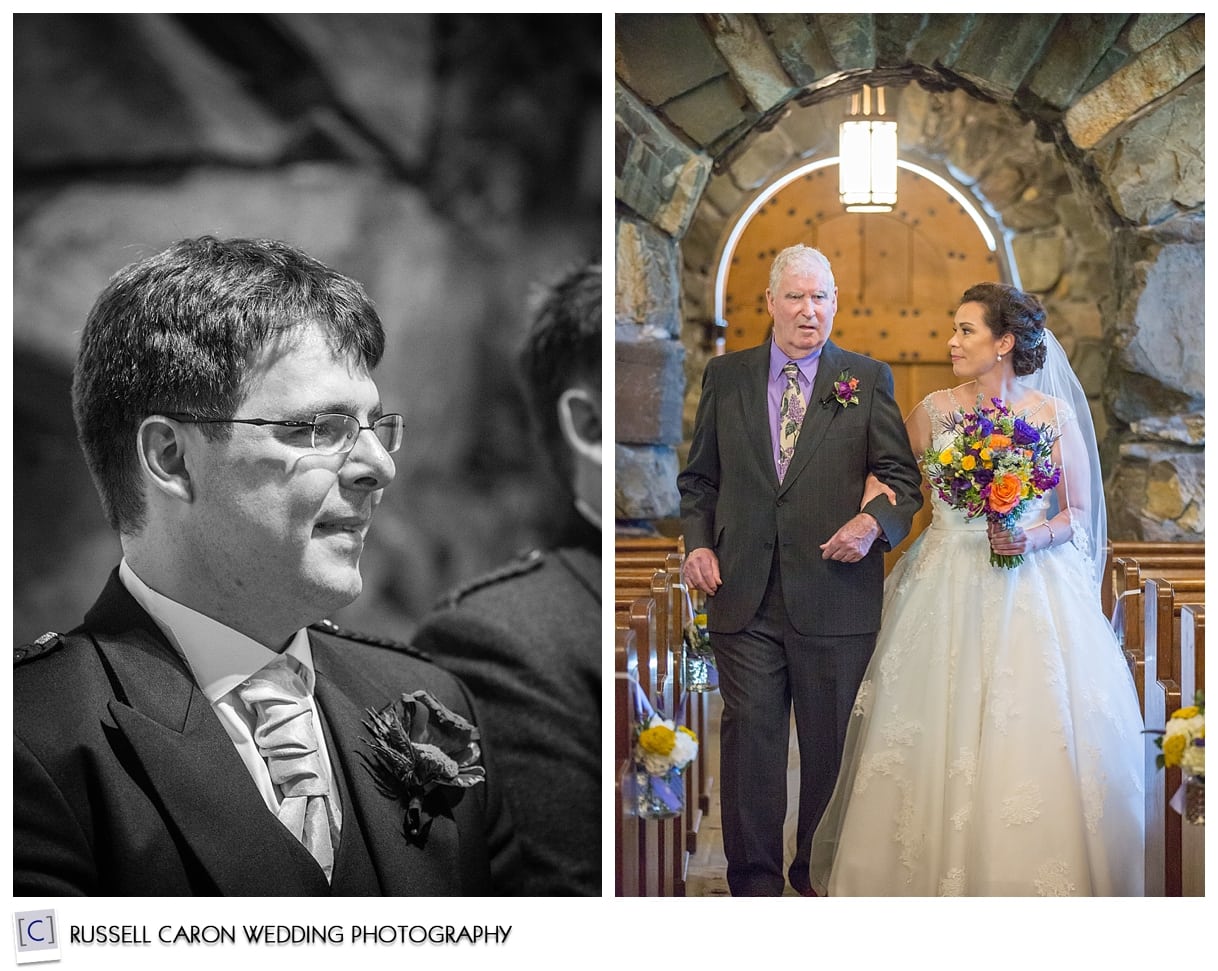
615, 13, 1203, 544
14, 13, 600, 643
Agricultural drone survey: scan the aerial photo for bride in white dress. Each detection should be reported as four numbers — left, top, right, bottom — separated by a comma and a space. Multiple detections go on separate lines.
808, 283, 1144, 896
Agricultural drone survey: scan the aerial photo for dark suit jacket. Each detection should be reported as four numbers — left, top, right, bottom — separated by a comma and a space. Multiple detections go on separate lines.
678, 339, 923, 636
13, 571, 516, 896
414, 545, 600, 896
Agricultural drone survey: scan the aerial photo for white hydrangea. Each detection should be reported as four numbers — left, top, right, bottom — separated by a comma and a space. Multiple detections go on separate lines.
1180, 743, 1205, 777
635, 715, 699, 774
669, 728, 699, 769
1165, 714, 1204, 739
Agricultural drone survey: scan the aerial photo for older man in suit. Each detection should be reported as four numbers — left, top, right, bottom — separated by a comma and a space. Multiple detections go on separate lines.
679, 244, 922, 896
14, 236, 515, 895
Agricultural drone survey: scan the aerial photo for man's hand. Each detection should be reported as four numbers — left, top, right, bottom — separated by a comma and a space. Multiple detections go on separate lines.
820, 513, 881, 562
683, 547, 722, 595
861, 473, 897, 509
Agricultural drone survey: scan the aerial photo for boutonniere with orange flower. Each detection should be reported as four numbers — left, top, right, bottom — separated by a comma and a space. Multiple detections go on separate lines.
922, 396, 1060, 569
360, 690, 485, 845
821, 370, 861, 408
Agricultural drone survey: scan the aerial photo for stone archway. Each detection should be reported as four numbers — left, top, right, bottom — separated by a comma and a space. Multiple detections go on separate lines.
615, 13, 1203, 541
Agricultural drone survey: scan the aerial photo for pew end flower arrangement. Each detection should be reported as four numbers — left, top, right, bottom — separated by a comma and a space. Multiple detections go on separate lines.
923, 396, 1061, 569
630, 711, 699, 820
678, 579, 718, 693
1147, 692, 1205, 825
682, 611, 718, 692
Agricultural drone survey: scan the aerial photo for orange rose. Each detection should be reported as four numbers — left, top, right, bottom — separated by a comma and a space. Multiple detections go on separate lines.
988, 433, 1012, 448
988, 473, 1022, 514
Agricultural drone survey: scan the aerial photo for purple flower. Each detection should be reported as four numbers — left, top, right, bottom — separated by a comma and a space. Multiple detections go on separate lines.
1032, 463, 1061, 491
1013, 418, 1040, 446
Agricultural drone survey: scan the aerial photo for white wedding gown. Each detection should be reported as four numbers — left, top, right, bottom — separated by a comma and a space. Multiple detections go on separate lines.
808, 397, 1145, 896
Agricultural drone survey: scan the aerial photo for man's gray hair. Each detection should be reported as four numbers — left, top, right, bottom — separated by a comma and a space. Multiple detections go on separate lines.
768, 244, 835, 294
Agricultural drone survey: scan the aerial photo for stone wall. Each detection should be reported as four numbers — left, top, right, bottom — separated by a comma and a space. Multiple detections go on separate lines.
615, 13, 1204, 542
14, 13, 600, 643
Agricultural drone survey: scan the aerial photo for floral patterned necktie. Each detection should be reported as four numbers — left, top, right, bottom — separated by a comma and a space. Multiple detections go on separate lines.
777, 361, 806, 483
238, 657, 340, 881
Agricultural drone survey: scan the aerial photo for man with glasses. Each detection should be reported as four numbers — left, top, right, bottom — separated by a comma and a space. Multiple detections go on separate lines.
14, 235, 515, 895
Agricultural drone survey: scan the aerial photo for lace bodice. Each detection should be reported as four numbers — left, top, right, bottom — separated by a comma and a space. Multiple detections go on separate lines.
921, 387, 1074, 448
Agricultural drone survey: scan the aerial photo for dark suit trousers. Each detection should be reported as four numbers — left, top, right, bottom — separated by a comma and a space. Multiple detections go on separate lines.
713, 551, 876, 896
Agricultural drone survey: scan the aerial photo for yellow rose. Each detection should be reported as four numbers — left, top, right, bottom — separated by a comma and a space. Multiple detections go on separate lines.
961, 455, 977, 471
979, 447, 992, 461
938, 448, 954, 464
1162, 732, 1187, 767
1173, 705, 1200, 720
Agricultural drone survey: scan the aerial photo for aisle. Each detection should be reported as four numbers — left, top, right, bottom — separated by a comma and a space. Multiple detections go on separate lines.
684, 693, 803, 896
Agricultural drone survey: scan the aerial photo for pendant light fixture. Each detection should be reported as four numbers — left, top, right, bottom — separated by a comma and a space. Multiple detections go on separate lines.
839, 84, 898, 212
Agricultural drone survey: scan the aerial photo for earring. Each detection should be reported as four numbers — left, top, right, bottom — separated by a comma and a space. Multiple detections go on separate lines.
997, 353, 1003, 361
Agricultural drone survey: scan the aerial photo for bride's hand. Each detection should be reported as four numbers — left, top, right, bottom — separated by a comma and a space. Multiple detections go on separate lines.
861, 473, 897, 510
987, 520, 1032, 556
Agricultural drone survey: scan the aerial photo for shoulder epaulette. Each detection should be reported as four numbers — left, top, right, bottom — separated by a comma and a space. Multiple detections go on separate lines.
435, 548, 545, 608
16, 631, 65, 665
309, 618, 432, 661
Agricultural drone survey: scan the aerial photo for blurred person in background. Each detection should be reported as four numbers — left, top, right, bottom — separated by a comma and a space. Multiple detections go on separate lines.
414, 259, 601, 895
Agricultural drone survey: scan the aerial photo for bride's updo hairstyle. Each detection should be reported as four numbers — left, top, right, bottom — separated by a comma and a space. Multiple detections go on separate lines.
959, 282, 1048, 376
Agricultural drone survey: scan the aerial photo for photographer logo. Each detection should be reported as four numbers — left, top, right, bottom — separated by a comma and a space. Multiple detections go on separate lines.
13, 910, 60, 965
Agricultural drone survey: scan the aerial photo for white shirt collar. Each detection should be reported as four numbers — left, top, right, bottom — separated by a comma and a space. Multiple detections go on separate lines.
118, 558, 317, 703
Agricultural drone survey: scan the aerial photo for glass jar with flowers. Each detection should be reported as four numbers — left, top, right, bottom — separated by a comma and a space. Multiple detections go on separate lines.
630, 710, 699, 820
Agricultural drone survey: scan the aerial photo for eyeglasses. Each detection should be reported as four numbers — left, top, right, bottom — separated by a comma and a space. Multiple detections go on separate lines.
162, 412, 404, 455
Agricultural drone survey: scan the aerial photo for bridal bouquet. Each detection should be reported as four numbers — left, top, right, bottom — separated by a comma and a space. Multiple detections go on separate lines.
923, 396, 1061, 569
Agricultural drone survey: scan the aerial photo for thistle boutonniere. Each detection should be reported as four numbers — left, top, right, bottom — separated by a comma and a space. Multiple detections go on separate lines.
360, 690, 485, 845
822, 370, 861, 408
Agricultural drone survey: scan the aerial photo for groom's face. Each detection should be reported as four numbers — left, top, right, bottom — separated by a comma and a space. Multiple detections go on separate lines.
766, 264, 838, 359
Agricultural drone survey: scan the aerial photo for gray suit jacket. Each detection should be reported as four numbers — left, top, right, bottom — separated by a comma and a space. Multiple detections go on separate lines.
678, 339, 923, 636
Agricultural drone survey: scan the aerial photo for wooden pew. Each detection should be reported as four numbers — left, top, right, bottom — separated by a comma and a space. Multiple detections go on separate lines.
616, 569, 678, 719
613, 585, 687, 897
617, 545, 712, 859
1111, 557, 1205, 714
616, 534, 685, 556
614, 599, 664, 896
1180, 604, 1205, 702
614, 620, 640, 897
615, 550, 685, 573
1142, 577, 1204, 897
1103, 540, 1204, 619
1178, 604, 1205, 897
